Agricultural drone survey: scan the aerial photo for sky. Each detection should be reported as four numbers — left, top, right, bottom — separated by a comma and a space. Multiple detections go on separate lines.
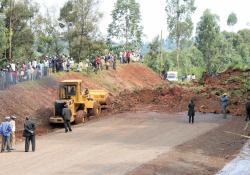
35, 0, 250, 41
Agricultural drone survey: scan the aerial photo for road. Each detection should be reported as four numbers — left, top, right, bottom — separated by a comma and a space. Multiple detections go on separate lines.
0, 111, 227, 175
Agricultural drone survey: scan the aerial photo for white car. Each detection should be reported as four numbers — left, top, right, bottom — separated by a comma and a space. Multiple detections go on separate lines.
166, 71, 178, 81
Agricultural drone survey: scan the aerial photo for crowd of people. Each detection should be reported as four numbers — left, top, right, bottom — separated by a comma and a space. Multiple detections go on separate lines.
91, 51, 143, 72
0, 51, 143, 90
0, 55, 75, 90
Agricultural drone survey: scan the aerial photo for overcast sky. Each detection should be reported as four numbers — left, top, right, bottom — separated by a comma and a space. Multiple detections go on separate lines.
35, 0, 250, 41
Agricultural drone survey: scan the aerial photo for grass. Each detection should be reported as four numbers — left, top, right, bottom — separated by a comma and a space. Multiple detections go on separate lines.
224, 76, 244, 84
226, 63, 250, 72
243, 80, 250, 93
211, 88, 224, 96
230, 89, 244, 97
193, 86, 204, 94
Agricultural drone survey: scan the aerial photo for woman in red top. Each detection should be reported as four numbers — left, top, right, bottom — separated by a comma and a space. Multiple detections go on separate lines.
95, 55, 101, 70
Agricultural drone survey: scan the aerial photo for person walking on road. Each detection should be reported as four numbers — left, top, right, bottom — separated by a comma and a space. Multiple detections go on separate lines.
0, 116, 12, 152
10, 115, 16, 150
23, 116, 36, 152
188, 99, 195, 124
62, 104, 72, 133
221, 93, 229, 119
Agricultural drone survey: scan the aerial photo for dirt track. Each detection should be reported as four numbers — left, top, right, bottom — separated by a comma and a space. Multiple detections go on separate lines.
0, 110, 238, 175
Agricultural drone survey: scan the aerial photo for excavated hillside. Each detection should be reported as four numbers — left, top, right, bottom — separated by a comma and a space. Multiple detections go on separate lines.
0, 64, 249, 139
1, 65, 249, 175
0, 64, 163, 135
111, 68, 250, 117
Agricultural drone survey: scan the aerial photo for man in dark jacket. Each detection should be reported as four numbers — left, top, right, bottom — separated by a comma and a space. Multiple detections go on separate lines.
246, 101, 250, 121
62, 104, 72, 133
23, 116, 36, 152
188, 100, 195, 124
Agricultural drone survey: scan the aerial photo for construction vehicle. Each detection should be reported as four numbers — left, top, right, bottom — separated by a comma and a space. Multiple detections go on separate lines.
49, 80, 109, 124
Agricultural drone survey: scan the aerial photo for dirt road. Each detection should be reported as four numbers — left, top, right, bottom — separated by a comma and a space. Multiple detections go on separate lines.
0, 111, 230, 175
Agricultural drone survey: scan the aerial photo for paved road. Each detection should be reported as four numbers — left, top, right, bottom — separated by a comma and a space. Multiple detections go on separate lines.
0, 111, 227, 175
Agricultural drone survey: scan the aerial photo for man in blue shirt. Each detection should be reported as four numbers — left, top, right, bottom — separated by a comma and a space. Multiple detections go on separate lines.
0, 116, 13, 152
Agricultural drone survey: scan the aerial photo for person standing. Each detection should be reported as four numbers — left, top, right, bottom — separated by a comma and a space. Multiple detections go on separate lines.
62, 104, 72, 133
0, 116, 12, 152
10, 115, 16, 150
95, 55, 101, 71
23, 116, 36, 152
245, 101, 250, 121
191, 73, 196, 80
221, 93, 229, 119
188, 100, 195, 124
126, 51, 131, 64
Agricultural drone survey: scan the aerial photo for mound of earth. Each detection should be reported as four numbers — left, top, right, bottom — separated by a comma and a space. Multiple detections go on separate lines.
111, 68, 250, 116
201, 68, 250, 115
0, 65, 248, 140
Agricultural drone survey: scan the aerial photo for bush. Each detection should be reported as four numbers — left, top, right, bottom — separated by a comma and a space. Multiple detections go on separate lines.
193, 86, 203, 94
230, 89, 244, 97
243, 80, 250, 93
225, 76, 243, 83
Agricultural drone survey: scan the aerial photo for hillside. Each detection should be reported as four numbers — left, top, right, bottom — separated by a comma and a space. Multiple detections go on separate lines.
0, 65, 249, 138
111, 68, 250, 116
0, 64, 163, 132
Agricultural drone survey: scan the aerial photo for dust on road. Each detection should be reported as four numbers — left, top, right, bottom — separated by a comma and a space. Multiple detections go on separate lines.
0, 111, 228, 175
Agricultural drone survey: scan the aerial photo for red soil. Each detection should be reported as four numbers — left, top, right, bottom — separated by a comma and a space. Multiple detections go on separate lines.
0, 64, 163, 131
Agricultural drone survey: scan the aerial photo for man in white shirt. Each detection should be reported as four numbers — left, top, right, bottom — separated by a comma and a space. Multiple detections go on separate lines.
44, 58, 49, 76
191, 74, 196, 80
10, 116, 16, 150
10, 63, 16, 71
32, 59, 37, 69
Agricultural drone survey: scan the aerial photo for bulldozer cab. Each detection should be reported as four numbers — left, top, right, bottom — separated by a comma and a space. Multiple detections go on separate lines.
59, 84, 77, 99
59, 80, 82, 100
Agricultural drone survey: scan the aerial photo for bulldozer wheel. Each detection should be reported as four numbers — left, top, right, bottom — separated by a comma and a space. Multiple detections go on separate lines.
105, 96, 112, 105
93, 102, 101, 117
75, 110, 85, 124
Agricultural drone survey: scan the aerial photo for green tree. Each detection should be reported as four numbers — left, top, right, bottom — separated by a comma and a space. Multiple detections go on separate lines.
0, 20, 7, 64
59, 0, 76, 56
5, 0, 38, 61
144, 36, 161, 72
107, 0, 143, 50
237, 29, 250, 65
195, 9, 220, 73
180, 46, 204, 77
34, 12, 64, 56
144, 36, 171, 73
165, 0, 196, 74
227, 12, 237, 27
60, 0, 103, 62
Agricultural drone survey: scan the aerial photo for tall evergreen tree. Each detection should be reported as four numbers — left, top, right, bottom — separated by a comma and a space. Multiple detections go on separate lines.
107, 0, 143, 50
59, 0, 103, 62
227, 12, 237, 27
165, 0, 196, 74
5, 0, 38, 61
195, 9, 220, 73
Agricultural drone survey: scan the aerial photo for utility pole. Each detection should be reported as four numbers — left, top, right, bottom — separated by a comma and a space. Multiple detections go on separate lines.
29, 0, 32, 28
125, 0, 129, 51
8, 0, 13, 62
176, 0, 180, 76
160, 30, 163, 75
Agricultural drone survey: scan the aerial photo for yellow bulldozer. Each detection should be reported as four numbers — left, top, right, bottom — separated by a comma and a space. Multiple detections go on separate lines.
49, 80, 109, 124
